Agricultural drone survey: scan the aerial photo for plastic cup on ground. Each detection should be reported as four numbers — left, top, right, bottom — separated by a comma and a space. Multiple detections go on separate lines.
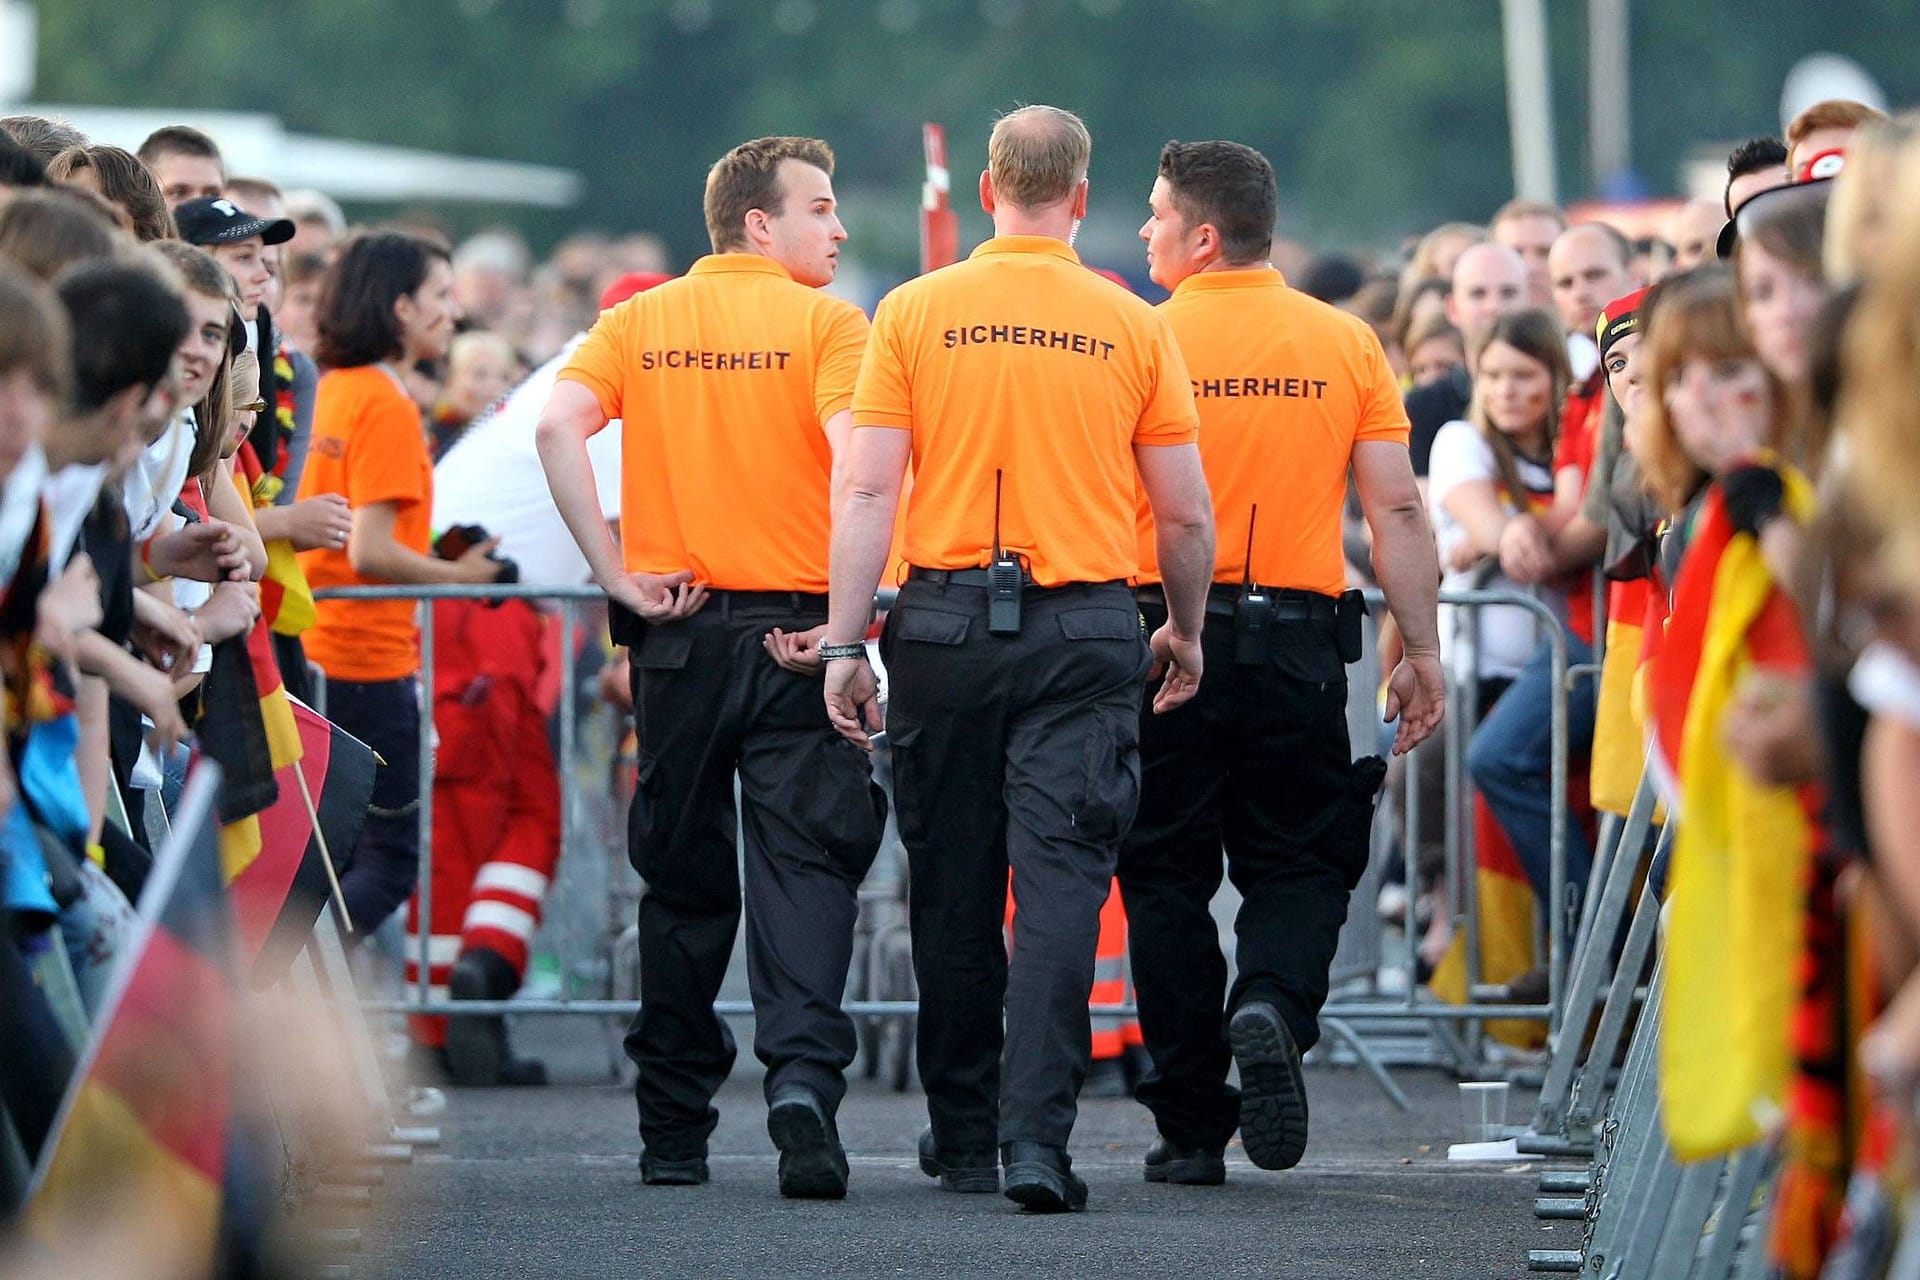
1458, 1081, 1510, 1143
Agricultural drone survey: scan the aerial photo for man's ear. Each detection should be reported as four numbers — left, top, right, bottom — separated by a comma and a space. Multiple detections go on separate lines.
743, 207, 773, 250
1070, 177, 1088, 221
978, 169, 996, 217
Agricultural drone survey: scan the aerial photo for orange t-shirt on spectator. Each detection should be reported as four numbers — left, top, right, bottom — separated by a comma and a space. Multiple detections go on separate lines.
1135, 267, 1409, 596
297, 363, 434, 682
558, 253, 869, 593
853, 235, 1198, 588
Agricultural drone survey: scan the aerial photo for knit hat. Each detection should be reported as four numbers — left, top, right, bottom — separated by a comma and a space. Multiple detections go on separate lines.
1595, 286, 1651, 361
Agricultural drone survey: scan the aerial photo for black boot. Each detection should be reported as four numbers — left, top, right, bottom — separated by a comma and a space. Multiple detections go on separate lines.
445, 947, 548, 1087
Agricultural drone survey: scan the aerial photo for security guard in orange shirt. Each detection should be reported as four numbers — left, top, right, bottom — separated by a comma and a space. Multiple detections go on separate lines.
537, 136, 884, 1200
823, 105, 1216, 1214
1123, 140, 1444, 1184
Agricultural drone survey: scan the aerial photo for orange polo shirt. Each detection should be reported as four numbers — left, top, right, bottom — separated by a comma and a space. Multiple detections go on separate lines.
1136, 268, 1409, 597
558, 253, 868, 593
854, 235, 1198, 588
297, 363, 433, 682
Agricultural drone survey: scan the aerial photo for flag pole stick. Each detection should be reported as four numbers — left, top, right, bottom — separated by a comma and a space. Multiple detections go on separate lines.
293, 761, 354, 933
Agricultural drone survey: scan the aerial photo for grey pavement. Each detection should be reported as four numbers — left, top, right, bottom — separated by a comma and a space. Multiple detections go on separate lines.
355, 1015, 1568, 1279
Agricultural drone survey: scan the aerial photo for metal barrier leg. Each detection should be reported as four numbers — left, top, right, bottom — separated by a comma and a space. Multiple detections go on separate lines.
1527, 774, 1657, 1137
1643, 1155, 1724, 1280
1530, 958, 1663, 1272
1564, 823, 1673, 1133
1696, 1143, 1773, 1280
1317, 1016, 1412, 1111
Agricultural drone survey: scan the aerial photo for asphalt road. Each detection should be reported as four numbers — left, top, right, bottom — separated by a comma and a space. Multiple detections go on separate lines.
352, 1016, 1567, 1279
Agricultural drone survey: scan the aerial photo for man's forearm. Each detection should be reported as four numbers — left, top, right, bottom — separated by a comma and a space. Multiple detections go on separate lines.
536, 425, 624, 588
1155, 520, 1214, 639
1371, 504, 1441, 655
827, 491, 895, 645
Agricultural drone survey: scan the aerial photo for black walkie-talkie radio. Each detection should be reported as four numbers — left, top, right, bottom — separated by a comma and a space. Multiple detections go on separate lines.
988, 468, 1023, 636
1234, 504, 1271, 665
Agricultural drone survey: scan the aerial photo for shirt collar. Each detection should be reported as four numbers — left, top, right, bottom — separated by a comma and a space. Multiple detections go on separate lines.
1170, 265, 1288, 296
968, 235, 1082, 264
689, 253, 794, 280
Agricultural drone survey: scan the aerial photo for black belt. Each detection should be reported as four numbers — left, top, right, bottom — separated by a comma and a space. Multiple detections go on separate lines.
907, 566, 1125, 590
708, 589, 829, 615
1134, 585, 1340, 623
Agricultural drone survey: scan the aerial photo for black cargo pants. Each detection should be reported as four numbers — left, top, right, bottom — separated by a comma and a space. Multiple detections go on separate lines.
1117, 591, 1386, 1152
620, 592, 886, 1161
881, 575, 1151, 1155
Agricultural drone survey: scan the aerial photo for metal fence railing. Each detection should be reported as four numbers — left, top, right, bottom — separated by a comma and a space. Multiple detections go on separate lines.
305, 584, 1583, 1073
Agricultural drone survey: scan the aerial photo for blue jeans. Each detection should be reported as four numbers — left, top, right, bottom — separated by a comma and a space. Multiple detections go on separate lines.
324, 675, 422, 940
1466, 633, 1597, 932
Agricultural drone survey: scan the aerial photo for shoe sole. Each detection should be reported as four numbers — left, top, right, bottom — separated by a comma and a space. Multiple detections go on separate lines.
768, 1100, 849, 1200
443, 962, 503, 1087
640, 1160, 708, 1187
918, 1150, 1000, 1193
1230, 1007, 1309, 1171
1143, 1155, 1226, 1185
1003, 1164, 1087, 1213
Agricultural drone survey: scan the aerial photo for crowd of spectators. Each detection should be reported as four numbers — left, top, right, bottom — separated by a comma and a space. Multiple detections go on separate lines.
4, 89, 1920, 1272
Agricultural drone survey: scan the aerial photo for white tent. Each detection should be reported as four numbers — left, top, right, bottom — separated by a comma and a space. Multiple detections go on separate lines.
10, 104, 583, 208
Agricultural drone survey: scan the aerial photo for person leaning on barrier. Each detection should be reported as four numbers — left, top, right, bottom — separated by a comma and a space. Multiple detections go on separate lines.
295, 232, 509, 947
822, 104, 1215, 1215
536, 136, 885, 1200
1118, 139, 1444, 1185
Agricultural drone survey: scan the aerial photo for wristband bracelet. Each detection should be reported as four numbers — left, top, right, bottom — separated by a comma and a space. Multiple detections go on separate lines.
817, 642, 868, 662
139, 538, 166, 583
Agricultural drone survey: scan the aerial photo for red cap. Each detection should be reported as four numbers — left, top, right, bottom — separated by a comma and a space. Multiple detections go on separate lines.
1595, 286, 1651, 360
598, 271, 676, 311
1088, 266, 1135, 294
1796, 147, 1846, 183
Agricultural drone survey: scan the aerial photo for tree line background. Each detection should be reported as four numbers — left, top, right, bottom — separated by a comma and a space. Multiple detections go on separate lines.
31, 0, 1920, 283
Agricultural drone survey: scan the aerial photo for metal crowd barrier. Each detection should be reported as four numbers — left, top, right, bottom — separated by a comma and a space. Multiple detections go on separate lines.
301, 579, 1589, 1108
1317, 586, 1574, 1078
1515, 752, 1785, 1276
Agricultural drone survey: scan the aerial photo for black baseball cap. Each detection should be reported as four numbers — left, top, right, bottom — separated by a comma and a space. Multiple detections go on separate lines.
174, 196, 296, 248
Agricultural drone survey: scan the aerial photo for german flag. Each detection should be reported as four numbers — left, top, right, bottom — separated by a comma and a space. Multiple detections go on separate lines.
1429, 796, 1549, 1049
22, 766, 257, 1274
239, 697, 376, 988
1647, 467, 1817, 1161
236, 439, 317, 637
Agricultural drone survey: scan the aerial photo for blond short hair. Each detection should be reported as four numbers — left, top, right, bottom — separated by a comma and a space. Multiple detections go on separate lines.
987, 105, 1090, 209
703, 136, 834, 254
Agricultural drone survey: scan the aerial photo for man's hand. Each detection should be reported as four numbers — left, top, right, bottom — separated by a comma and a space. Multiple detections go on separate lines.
1722, 669, 1821, 786
606, 569, 706, 622
824, 657, 882, 749
1498, 515, 1553, 584
193, 580, 263, 644
1148, 623, 1203, 714
451, 536, 508, 585
278, 493, 354, 552
1383, 650, 1446, 755
131, 590, 203, 672
149, 520, 251, 583
763, 624, 828, 675
124, 660, 190, 750
35, 554, 102, 663
597, 645, 633, 713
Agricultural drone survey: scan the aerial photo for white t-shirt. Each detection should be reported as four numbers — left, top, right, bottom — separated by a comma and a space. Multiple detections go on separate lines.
1427, 419, 1563, 682
123, 409, 197, 542
432, 334, 623, 589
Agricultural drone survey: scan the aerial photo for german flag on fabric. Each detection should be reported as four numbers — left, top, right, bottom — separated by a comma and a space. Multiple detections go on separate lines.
1590, 577, 1651, 817
1646, 466, 1817, 1162
238, 697, 376, 988
235, 441, 317, 636
1429, 797, 1549, 1049
22, 766, 258, 1274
